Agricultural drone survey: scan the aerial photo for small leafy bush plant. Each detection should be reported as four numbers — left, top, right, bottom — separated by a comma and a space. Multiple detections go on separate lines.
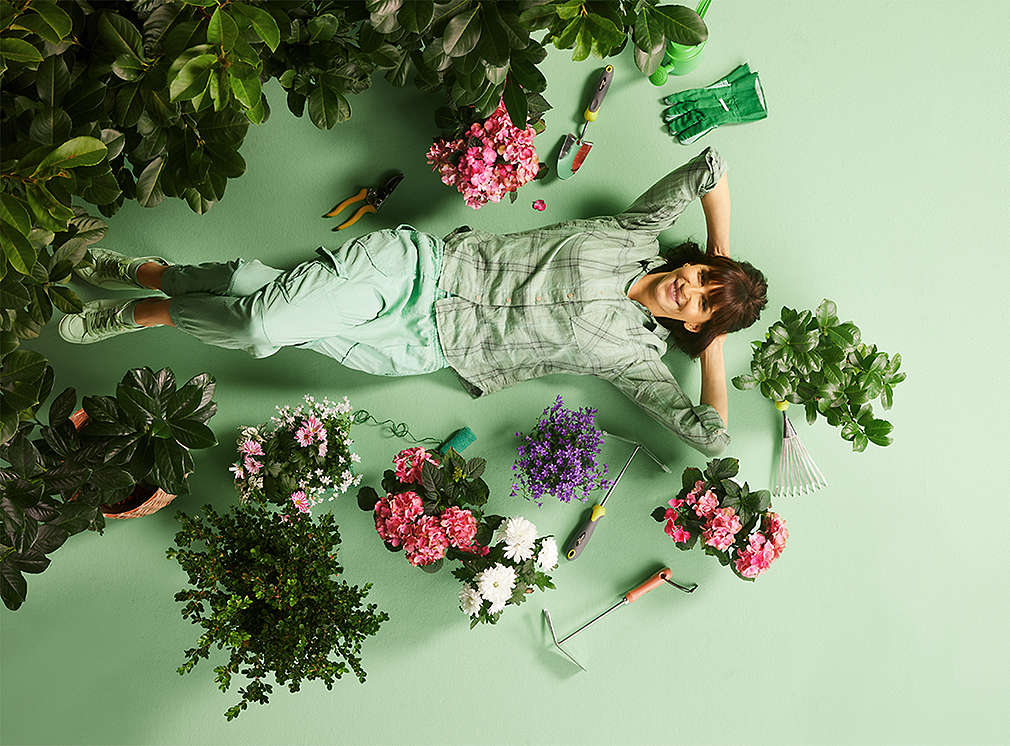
168, 502, 388, 721
651, 458, 787, 581
732, 300, 905, 452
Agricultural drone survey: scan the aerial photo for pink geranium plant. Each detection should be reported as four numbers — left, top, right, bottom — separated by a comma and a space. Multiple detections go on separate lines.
652, 458, 788, 581
426, 100, 544, 209
229, 395, 361, 516
358, 445, 496, 572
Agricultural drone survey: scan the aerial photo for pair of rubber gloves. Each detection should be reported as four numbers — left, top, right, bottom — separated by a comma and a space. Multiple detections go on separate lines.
662, 63, 767, 144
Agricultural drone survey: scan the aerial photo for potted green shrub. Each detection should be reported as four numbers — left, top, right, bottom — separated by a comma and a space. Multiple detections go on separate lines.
168, 502, 389, 721
732, 300, 905, 451
0, 366, 217, 611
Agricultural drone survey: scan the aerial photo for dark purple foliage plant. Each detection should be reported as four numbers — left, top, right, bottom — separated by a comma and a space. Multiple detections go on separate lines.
511, 395, 611, 505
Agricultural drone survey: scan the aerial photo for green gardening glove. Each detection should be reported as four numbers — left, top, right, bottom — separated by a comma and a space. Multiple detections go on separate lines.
662, 65, 768, 144
661, 63, 752, 113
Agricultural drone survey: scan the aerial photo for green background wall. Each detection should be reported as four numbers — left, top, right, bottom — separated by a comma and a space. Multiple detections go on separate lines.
3, 1, 1008, 744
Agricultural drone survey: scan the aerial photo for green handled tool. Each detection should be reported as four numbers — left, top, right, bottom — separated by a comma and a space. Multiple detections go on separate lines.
564, 431, 670, 561
557, 66, 614, 180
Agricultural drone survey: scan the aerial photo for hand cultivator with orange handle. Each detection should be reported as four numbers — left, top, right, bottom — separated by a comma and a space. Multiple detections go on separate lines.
544, 567, 697, 671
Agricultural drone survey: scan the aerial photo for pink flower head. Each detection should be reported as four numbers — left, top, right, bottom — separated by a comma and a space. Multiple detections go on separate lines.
439, 506, 478, 549
318, 440, 328, 458
532, 199, 546, 211
392, 447, 439, 484
228, 463, 244, 481
290, 491, 311, 514
702, 506, 742, 551
403, 515, 449, 566
456, 542, 491, 557
734, 532, 777, 578
239, 439, 264, 456
243, 456, 261, 474
374, 491, 424, 547
763, 512, 788, 557
664, 518, 692, 544
295, 427, 313, 447
695, 489, 720, 517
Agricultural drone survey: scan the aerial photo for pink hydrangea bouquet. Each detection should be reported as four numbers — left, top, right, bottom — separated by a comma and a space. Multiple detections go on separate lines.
229, 395, 361, 516
426, 100, 541, 209
453, 515, 558, 628
357, 446, 495, 571
651, 458, 788, 581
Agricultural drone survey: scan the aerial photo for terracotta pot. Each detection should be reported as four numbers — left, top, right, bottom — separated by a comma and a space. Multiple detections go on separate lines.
70, 409, 178, 519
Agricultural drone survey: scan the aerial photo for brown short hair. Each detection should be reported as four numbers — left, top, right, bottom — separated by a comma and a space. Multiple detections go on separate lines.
651, 241, 768, 358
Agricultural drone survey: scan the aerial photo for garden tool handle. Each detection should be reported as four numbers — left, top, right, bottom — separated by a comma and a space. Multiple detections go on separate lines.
624, 568, 672, 603
334, 203, 376, 231
584, 65, 614, 122
323, 187, 367, 218
564, 503, 606, 560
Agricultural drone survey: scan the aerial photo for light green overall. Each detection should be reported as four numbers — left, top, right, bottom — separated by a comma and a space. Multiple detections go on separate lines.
164, 226, 447, 376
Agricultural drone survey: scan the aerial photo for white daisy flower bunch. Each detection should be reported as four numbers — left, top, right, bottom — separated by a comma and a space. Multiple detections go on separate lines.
454, 515, 558, 627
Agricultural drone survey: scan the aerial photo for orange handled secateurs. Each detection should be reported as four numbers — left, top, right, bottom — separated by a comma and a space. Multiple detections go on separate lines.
322, 172, 404, 231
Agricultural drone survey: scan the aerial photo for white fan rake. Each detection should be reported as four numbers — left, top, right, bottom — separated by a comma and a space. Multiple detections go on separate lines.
774, 411, 827, 497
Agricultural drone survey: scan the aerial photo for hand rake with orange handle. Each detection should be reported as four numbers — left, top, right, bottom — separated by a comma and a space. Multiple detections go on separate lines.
543, 567, 697, 671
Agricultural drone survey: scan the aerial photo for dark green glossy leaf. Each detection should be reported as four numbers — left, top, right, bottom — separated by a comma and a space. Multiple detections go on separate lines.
31, 1, 72, 39
28, 106, 72, 146
0, 195, 31, 237
170, 53, 216, 101
98, 12, 144, 59
36, 137, 108, 173
232, 3, 280, 51
207, 7, 239, 48
36, 55, 70, 106
650, 3, 707, 45
502, 74, 527, 128
228, 63, 261, 109
442, 7, 480, 57
0, 38, 43, 64
168, 419, 216, 449
135, 156, 166, 208
398, 0, 434, 33
307, 86, 350, 129
0, 564, 27, 611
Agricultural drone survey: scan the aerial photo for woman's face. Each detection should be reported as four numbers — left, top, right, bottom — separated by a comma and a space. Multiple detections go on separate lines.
651, 263, 717, 331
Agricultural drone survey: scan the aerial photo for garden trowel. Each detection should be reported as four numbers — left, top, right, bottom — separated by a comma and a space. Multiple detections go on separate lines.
556, 66, 614, 180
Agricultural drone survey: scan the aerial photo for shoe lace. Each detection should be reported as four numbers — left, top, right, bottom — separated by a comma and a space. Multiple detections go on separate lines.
95, 253, 131, 282
85, 304, 129, 334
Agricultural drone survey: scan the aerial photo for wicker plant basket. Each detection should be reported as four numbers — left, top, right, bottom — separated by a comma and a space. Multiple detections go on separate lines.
70, 409, 178, 519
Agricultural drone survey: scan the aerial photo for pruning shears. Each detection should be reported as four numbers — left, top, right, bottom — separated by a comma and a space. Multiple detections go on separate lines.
322, 172, 404, 231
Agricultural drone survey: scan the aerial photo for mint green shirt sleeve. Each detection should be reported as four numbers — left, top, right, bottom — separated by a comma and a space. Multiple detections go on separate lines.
615, 146, 727, 237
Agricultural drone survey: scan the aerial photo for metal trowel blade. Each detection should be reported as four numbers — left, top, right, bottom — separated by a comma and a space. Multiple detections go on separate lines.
556, 133, 578, 180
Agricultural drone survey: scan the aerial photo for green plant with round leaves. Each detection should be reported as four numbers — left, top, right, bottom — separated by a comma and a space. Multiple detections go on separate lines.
262, 2, 377, 129
518, 0, 708, 76
80, 366, 218, 495
733, 300, 906, 452
361, 0, 552, 129
0, 365, 218, 610
0, 347, 53, 444
168, 502, 389, 721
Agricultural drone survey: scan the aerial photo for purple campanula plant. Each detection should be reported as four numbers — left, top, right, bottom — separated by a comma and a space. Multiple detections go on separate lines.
511, 395, 611, 505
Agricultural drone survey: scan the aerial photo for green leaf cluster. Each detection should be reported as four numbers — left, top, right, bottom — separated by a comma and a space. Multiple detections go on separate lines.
651, 458, 775, 582
0, 365, 217, 611
518, 0, 707, 75
732, 300, 906, 452
167, 503, 388, 720
361, 0, 552, 129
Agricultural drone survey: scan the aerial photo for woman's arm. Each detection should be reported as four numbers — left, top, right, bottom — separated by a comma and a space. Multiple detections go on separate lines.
701, 171, 730, 257
699, 333, 729, 428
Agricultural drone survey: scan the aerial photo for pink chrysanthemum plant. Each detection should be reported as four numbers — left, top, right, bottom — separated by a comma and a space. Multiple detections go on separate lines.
357, 445, 499, 574
229, 395, 361, 517
651, 458, 788, 581
426, 97, 549, 210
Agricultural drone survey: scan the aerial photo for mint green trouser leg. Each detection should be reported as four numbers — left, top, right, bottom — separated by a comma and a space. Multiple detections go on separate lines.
162, 258, 380, 359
